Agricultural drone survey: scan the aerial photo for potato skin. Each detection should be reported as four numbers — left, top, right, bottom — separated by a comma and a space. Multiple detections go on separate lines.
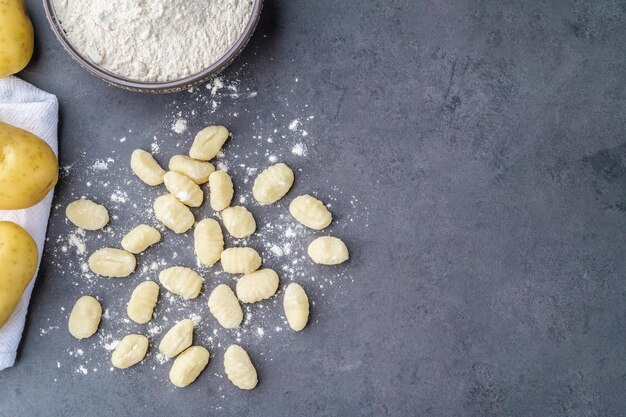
0, 221, 38, 328
0, 0, 34, 77
0, 122, 58, 209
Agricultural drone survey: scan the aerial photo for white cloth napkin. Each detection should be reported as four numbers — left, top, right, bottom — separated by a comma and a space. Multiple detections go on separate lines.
0, 76, 58, 371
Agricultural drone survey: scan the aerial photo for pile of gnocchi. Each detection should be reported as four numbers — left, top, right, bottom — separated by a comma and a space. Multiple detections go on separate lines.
64, 125, 349, 389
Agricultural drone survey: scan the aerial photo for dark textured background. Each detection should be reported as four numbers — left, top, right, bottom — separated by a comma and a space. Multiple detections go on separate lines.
1, 0, 626, 416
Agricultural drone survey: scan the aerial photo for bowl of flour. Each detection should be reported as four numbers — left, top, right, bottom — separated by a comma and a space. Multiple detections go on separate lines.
44, 0, 262, 93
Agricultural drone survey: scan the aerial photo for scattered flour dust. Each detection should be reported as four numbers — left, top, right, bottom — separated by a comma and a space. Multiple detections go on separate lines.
171, 119, 188, 134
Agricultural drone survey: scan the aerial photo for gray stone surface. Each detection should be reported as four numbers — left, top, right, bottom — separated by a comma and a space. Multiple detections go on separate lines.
1, 0, 626, 416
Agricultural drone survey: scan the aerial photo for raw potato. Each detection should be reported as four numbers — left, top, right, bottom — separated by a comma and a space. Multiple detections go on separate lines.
289, 194, 332, 230
207, 284, 243, 329
121, 224, 161, 254
65, 199, 109, 230
252, 163, 294, 205
0, 221, 37, 328
223, 345, 258, 390
153, 194, 195, 234
220, 247, 261, 274
0, 122, 58, 210
307, 236, 349, 265
163, 171, 204, 207
208, 170, 234, 211
235, 269, 279, 304
88, 248, 136, 277
221, 206, 256, 238
194, 218, 224, 266
0, 0, 34, 77
127, 281, 159, 324
131, 149, 166, 186
68, 295, 101, 339
111, 334, 149, 369
159, 266, 203, 299
159, 319, 194, 358
189, 125, 229, 161
169, 346, 210, 388
283, 283, 309, 331
168, 155, 215, 184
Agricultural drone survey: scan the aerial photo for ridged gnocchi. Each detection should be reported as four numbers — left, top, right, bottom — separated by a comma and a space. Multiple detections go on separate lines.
223, 345, 258, 390
169, 346, 210, 388
111, 334, 149, 369
127, 281, 159, 324
131, 149, 166, 186
207, 284, 243, 329
220, 247, 262, 274
88, 248, 136, 277
121, 224, 161, 254
283, 283, 309, 331
221, 206, 256, 238
153, 194, 195, 234
159, 319, 194, 358
208, 170, 234, 211
168, 155, 215, 184
252, 163, 294, 205
159, 267, 203, 299
235, 269, 279, 303
289, 194, 332, 230
66, 199, 109, 230
163, 171, 204, 207
68, 295, 101, 339
194, 218, 224, 266
189, 125, 229, 161
307, 236, 349, 265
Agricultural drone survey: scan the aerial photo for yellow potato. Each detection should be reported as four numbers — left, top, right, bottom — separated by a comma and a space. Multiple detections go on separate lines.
0, 122, 58, 209
0, 0, 34, 77
0, 221, 38, 328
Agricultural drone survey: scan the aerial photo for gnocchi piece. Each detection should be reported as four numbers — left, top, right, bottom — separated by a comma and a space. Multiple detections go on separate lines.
220, 247, 262, 274
131, 149, 166, 186
221, 206, 256, 238
153, 194, 195, 234
169, 346, 210, 388
283, 283, 309, 331
235, 269, 279, 303
194, 218, 224, 266
111, 334, 149, 369
159, 266, 203, 299
168, 155, 215, 184
208, 170, 234, 211
65, 199, 109, 230
289, 194, 332, 230
252, 163, 294, 205
159, 319, 194, 358
163, 171, 204, 207
223, 345, 258, 390
307, 236, 349, 265
127, 281, 159, 324
88, 248, 136, 278
121, 224, 161, 254
68, 295, 101, 339
189, 125, 229, 161
207, 284, 243, 329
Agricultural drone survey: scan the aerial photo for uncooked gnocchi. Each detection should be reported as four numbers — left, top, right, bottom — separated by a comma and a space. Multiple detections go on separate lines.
153, 194, 195, 234
127, 281, 159, 324
307, 236, 349, 265
220, 247, 262, 274
194, 218, 224, 266
159, 266, 203, 299
208, 170, 234, 211
159, 319, 194, 358
111, 334, 149, 369
163, 171, 204, 207
131, 149, 166, 186
169, 346, 210, 388
221, 206, 256, 238
283, 283, 309, 331
207, 284, 243, 329
168, 155, 215, 184
68, 295, 101, 339
66, 199, 109, 230
121, 224, 161, 254
289, 194, 332, 230
189, 125, 229, 161
235, 269, 279, 303
223, 345, 258, 390
252, 163, 294, 205
88, 248, 136, 277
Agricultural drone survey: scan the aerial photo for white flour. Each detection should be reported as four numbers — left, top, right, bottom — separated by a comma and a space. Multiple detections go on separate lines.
52, 0, 254, 82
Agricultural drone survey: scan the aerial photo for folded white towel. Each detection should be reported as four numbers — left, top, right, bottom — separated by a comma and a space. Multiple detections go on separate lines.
0, 76, 58, 371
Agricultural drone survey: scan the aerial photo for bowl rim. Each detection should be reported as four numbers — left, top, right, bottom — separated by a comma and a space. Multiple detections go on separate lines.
42, 0, 263, 93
